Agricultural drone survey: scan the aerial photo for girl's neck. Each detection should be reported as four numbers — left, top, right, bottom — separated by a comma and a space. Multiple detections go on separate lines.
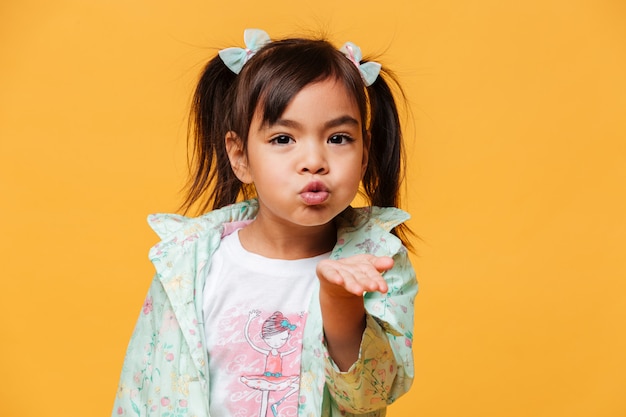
237, 216, 336, 260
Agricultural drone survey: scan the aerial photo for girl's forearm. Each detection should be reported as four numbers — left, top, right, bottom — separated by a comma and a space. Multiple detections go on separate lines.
319, 291, 367, 371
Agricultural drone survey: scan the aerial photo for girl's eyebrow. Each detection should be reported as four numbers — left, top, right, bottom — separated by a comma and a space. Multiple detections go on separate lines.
325, 115, 360, 129
271, 115, 360, 129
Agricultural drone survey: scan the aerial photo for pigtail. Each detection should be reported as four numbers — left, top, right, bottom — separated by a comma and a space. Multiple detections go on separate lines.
181, 55, 241, 214
364, 67, 405, 208
364, 67, 414, 248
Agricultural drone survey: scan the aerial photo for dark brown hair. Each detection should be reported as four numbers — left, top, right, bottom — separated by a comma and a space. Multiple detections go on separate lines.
182, 36, 410, 244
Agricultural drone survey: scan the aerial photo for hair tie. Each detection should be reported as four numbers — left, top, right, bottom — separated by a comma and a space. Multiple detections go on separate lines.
219, 28, 271, 74
339, 41, 382, 87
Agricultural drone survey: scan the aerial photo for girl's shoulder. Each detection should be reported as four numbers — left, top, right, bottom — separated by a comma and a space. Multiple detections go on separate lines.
333, 206, 410, 258
147, 200, 260, 240
339, 205, 410, 233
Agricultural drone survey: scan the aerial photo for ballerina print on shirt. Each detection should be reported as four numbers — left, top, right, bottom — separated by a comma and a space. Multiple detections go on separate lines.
240, 310, 301, 417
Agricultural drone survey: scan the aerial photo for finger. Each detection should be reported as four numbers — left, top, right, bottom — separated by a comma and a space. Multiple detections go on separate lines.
316, 261, 345, 286
339, 264, 388, 295
362, 271, 388, 294
317, 258, 389, 295
327, 267, 365, 296
372, 256, 394, 272
317, 263, 365, 296
340, 269, 371, 296
351, 258, 390, 293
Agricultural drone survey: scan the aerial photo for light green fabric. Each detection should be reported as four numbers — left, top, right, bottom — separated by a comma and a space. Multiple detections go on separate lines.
113, 200, 417, 417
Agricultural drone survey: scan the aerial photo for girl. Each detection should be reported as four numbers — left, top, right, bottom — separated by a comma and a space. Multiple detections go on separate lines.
113, 29, 417, 417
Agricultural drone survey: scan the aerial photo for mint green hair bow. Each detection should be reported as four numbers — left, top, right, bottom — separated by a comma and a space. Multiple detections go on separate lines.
339, 42, 381, 86
219, 28, 271, 74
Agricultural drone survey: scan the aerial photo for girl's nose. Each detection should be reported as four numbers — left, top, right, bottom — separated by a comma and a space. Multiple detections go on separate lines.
299, 143, 328, 174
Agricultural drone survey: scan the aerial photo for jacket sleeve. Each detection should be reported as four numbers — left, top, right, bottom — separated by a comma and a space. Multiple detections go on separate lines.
323, 246, 417, 415
111, 274, 202, 417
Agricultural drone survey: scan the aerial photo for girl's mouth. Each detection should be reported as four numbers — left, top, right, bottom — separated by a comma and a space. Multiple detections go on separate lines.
300, 182, 329, 205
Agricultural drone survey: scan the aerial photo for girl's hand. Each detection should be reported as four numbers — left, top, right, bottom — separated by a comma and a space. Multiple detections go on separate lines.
316, 255, 393, 297
316, 255, 393, 370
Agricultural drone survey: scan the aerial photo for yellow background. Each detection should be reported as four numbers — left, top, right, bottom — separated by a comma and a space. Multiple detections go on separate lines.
1, 0, 625, 416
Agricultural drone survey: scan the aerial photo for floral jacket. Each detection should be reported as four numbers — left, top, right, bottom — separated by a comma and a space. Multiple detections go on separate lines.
113, 199, 417, 417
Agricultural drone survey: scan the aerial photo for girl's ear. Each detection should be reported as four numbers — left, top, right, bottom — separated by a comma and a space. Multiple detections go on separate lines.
225, 131, 253, 184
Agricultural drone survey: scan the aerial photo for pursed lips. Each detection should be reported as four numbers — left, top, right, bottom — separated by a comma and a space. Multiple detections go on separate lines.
299, 181, 330, 205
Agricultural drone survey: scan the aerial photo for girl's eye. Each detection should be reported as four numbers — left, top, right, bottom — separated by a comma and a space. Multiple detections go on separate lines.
270, 135, 294, 145
328, 134, 354, 144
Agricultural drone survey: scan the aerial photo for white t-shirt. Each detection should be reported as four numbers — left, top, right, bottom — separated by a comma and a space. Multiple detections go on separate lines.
203, 228, 329, 417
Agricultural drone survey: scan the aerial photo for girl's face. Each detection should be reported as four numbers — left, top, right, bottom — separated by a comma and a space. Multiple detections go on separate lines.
227, 77, 367, 232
